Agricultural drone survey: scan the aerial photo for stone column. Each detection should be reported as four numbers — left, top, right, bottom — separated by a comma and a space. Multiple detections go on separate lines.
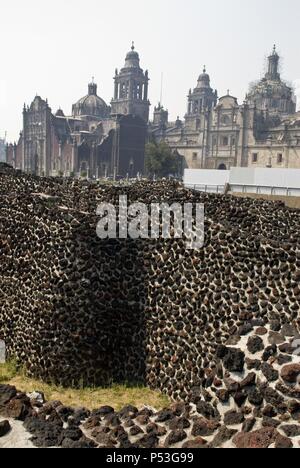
129, 80, 133, 100
58, 143, 62, 174
114, 80, 119, 100
144, 80, 148, 101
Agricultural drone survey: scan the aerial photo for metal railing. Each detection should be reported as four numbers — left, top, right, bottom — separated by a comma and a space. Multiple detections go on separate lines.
185, 183, 300, 197
230, 184, 300, 197
185, 184, 226, 194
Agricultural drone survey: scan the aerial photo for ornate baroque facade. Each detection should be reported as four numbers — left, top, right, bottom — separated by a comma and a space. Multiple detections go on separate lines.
6, 44, 150, 178
6, 45, 300, 176
150, 46, 300, 170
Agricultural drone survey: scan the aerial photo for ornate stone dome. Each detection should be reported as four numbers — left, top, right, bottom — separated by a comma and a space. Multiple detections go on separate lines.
72, 81, 109, 119
124, 42, 140, 69
197, 67, 211, 89
246, 46, 296, 115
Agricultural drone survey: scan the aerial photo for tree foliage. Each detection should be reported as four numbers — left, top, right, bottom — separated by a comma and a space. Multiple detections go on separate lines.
145, 141, 182, 178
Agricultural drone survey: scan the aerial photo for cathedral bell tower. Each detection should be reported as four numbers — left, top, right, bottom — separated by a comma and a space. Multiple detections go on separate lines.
185, 67, 218, 131
111, 43, 150, 123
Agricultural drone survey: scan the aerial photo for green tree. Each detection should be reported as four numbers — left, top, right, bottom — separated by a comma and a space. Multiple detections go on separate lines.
145, 141, 181, 178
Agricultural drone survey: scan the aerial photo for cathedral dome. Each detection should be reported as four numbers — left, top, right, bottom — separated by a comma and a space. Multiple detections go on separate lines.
72, 81, 109, 119
247, 46, 296, 116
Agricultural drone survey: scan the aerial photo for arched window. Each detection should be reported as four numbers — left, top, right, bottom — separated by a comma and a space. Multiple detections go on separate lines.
218, 163, 227, 170
222, 136, 229, 146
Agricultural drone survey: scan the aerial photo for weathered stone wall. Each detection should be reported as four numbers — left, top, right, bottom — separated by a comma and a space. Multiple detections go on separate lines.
0, 165, 300, 405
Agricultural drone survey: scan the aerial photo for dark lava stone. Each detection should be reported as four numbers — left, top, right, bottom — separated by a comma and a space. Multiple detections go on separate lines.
240, 372, 256, 388
0, 420, 11, 437
136, 433, 159, 449
262, 345, 277, 362
216, 389, 230, 403
164, 430, 187, 447
59, 426, 84, 443
222, 348, 245, 373
281, 425, 300, 438
196, 401, 220, 421
61, 437, 97, 448
275, 435, 293, 449
24, 417, 64, 448
155, 409, 175, 423
168, 417, 191, 431
92, 406, 114, 417
246, 388, 264, 406
246, 359, 261, 371
247, 336, 264, 354
0, 385, 17, 407
119, 405, 138, 419
233, 392, 248, 408
242, 418, 256, 433
270, 320, 281, 332
261, 363, 279, 382
264, 387, 284, 406
277, 354, 292, 366
262, 405, 277, 418
191, 418, 220, 437
237, 324, 254, 336
278, 343, 295, 355
56, 405, 74, 422
262, 417, 281, 428
210, 426, 238, 448
224, 411, 245, 426
130, 425, 144, 436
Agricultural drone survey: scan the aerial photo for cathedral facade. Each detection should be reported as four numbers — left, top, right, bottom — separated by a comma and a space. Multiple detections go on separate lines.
6, 45, 300, 176
150, 46, 300, 171
6, 44, 150, 178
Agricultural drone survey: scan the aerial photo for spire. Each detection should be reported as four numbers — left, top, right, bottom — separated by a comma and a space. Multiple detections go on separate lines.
88, 78, 97, 96
266, 45, 280, 80
131, 41, 135, 51
203, 65, 206, 73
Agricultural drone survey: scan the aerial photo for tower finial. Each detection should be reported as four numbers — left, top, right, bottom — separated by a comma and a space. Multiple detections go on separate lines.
131, 41, 135, 51
92, 76, 95, 84
203, 65, 206, 73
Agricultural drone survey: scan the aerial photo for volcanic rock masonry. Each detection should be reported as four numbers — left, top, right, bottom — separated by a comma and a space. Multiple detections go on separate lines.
0, 163, 300, 448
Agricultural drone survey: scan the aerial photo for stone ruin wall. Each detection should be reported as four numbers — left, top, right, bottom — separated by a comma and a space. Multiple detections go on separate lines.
0, 165, 300, 403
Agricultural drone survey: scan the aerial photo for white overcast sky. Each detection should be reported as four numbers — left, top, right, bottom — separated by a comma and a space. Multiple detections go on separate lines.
1, 0, 300, 141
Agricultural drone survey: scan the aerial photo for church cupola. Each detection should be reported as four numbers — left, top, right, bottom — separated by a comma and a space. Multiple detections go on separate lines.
197, 66, 211, 89
266, 45, 280, 81
247, 46, 296, 117
88, 78, 98, 96
72, 79, 109, 119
